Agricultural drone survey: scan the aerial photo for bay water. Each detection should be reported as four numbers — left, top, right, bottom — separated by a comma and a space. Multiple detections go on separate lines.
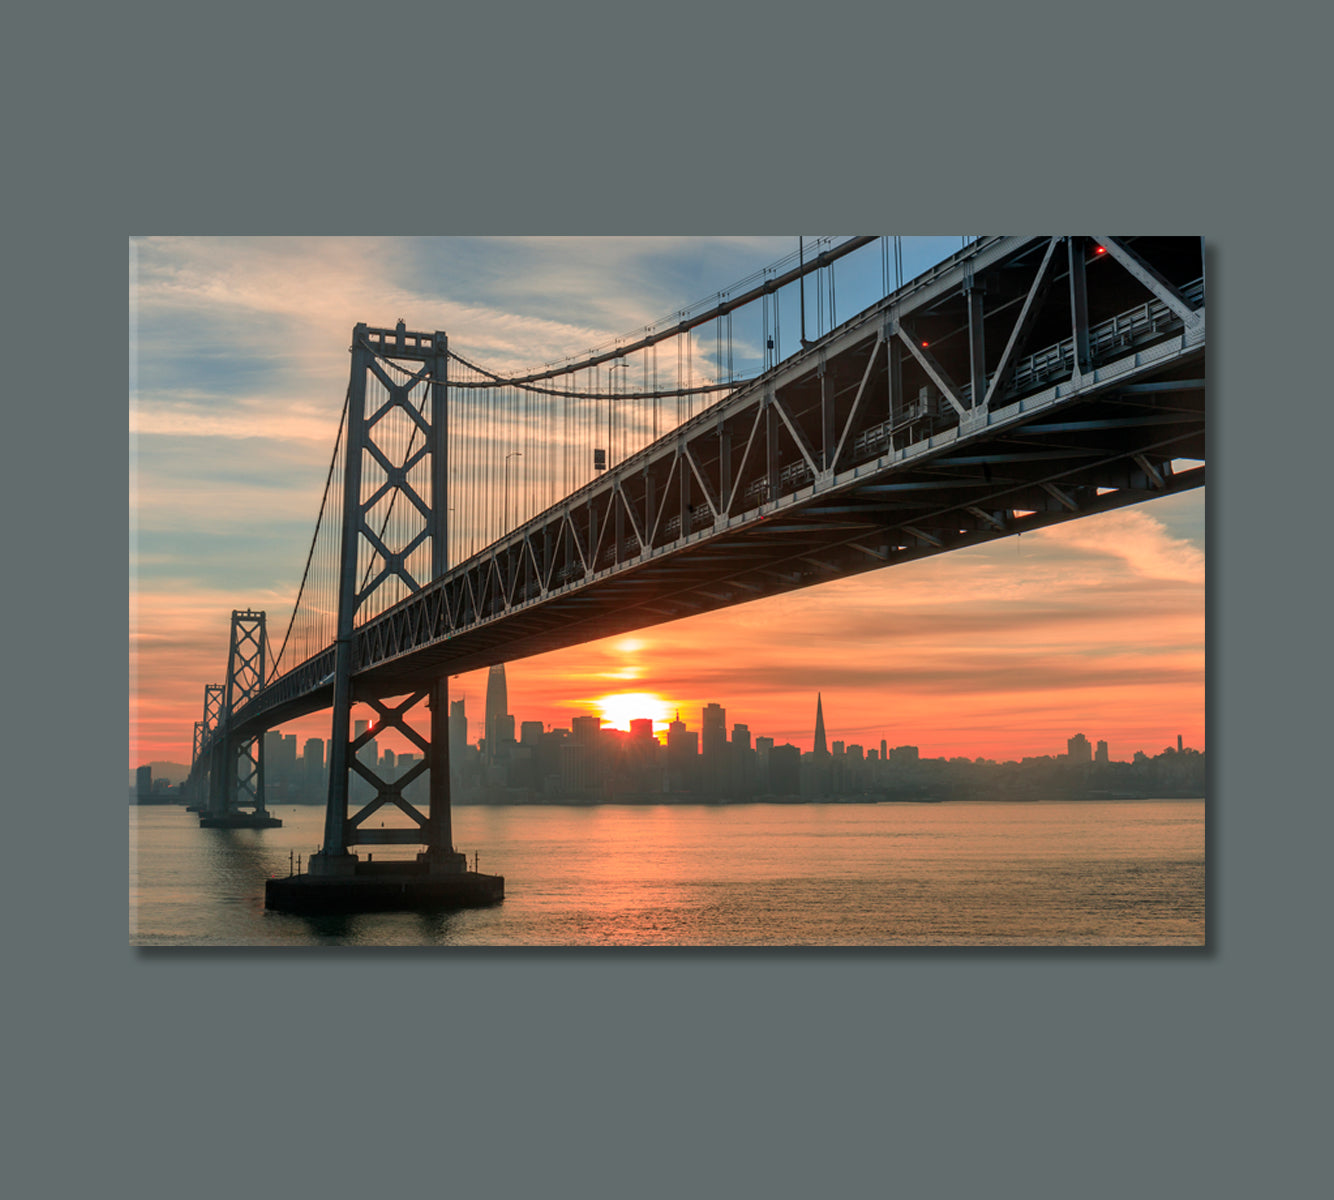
130, 799, 1204, 947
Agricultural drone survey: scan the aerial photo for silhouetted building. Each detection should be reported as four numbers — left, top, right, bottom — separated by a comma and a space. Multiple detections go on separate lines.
281, 733, 296, 789
1095, 739, 1109, 765
520, 720, 545, 746
770, 743, 801, 795
623, 719, 660, 794
563, 715, 603, 795
666, 712, 698, 793
754, 735, 773, 793
485, 664, 513, 762
702, 702, 727, 794
264, 730, 289, 799
448, 698, 469, 795
1067, 733, 1092, 764
449, 699, 467, 753
302, 736, 325, 801
702, 703, 726, 754
889, 745, 919, 763
814, 693, 828, 757
398, 752, 426, 805
725, 723, 753, 798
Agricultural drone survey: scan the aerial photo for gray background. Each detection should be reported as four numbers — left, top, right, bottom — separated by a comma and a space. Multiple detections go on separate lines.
12, 3, 1329, 1197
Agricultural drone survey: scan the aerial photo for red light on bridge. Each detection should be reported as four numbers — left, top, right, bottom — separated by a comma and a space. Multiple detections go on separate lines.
1094, 245, 1107, 256
921, 340, 929, 348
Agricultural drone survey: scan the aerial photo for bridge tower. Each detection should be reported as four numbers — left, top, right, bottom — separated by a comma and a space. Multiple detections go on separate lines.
306, 322, 475, 886
201, 611, 281, 829
184, 721, 206, 805
184, 683, 225, 809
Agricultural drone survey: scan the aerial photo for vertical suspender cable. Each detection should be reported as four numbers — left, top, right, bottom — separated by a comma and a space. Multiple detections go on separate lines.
688, 330, 699, 418
676, 335, 682, 427
715, 307, 721, 398
817, 258, 824, 339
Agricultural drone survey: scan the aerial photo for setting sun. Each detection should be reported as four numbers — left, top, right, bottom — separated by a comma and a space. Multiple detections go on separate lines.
592, 691, 674, 733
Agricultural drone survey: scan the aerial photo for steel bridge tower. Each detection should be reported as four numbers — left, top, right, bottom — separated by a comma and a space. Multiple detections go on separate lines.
184, 682, 224, 810
308, 322, 465, 879
201, 611, 281, 828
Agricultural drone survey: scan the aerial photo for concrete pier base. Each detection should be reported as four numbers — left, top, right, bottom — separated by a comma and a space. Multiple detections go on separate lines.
199, 812, 283, 829
265, 855, 503, 914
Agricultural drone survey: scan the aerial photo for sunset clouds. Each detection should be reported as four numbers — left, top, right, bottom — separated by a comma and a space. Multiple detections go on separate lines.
130, 237, 1205, 769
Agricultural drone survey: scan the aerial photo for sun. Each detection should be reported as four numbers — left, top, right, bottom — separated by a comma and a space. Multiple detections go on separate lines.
592, 692, 674, 733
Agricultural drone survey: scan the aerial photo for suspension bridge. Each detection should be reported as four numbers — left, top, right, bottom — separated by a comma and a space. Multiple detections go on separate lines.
179, 235, 1206, 912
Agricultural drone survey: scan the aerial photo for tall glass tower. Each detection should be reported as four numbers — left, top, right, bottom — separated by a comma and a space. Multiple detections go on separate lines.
484, 663, 510, 761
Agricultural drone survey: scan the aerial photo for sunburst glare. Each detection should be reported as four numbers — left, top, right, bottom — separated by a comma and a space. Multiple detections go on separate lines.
592, 691, 673, 733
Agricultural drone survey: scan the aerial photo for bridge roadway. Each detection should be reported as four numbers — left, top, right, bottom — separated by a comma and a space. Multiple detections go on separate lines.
228, 235, 1205, 742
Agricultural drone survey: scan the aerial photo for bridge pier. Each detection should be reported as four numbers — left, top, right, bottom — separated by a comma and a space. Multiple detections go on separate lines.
267, 673, 501, 912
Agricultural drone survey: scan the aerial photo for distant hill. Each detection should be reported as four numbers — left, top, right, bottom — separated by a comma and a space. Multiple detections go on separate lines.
130, 761, 190, 787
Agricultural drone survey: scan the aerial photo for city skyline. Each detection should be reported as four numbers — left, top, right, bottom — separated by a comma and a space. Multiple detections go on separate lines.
130, 236, 1204, 770
135, 676, 1205, 812
137, 674, 1202, 786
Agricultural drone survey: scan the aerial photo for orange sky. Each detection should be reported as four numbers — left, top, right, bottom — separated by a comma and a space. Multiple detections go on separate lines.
129, 237, 1204, 769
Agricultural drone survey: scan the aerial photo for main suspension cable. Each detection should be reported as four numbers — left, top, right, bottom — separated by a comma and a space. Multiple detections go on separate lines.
272, 382, 351, 675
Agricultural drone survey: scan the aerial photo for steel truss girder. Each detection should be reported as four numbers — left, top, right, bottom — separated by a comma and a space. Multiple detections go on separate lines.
226, 237, 1205, 738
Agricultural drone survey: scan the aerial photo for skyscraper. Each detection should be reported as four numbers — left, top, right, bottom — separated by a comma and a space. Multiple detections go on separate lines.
814, 693, 828, 757
302, 737, 325, 802
666, 711, 697, 793
702, 702, 727, 798
702, 703, 727, 754
485, 663, 511, 761
449, 698, 468, 753
449, 697, 468, 794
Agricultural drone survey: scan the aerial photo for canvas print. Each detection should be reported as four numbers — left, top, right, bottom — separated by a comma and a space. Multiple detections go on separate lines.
129, 236, 1206, 946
